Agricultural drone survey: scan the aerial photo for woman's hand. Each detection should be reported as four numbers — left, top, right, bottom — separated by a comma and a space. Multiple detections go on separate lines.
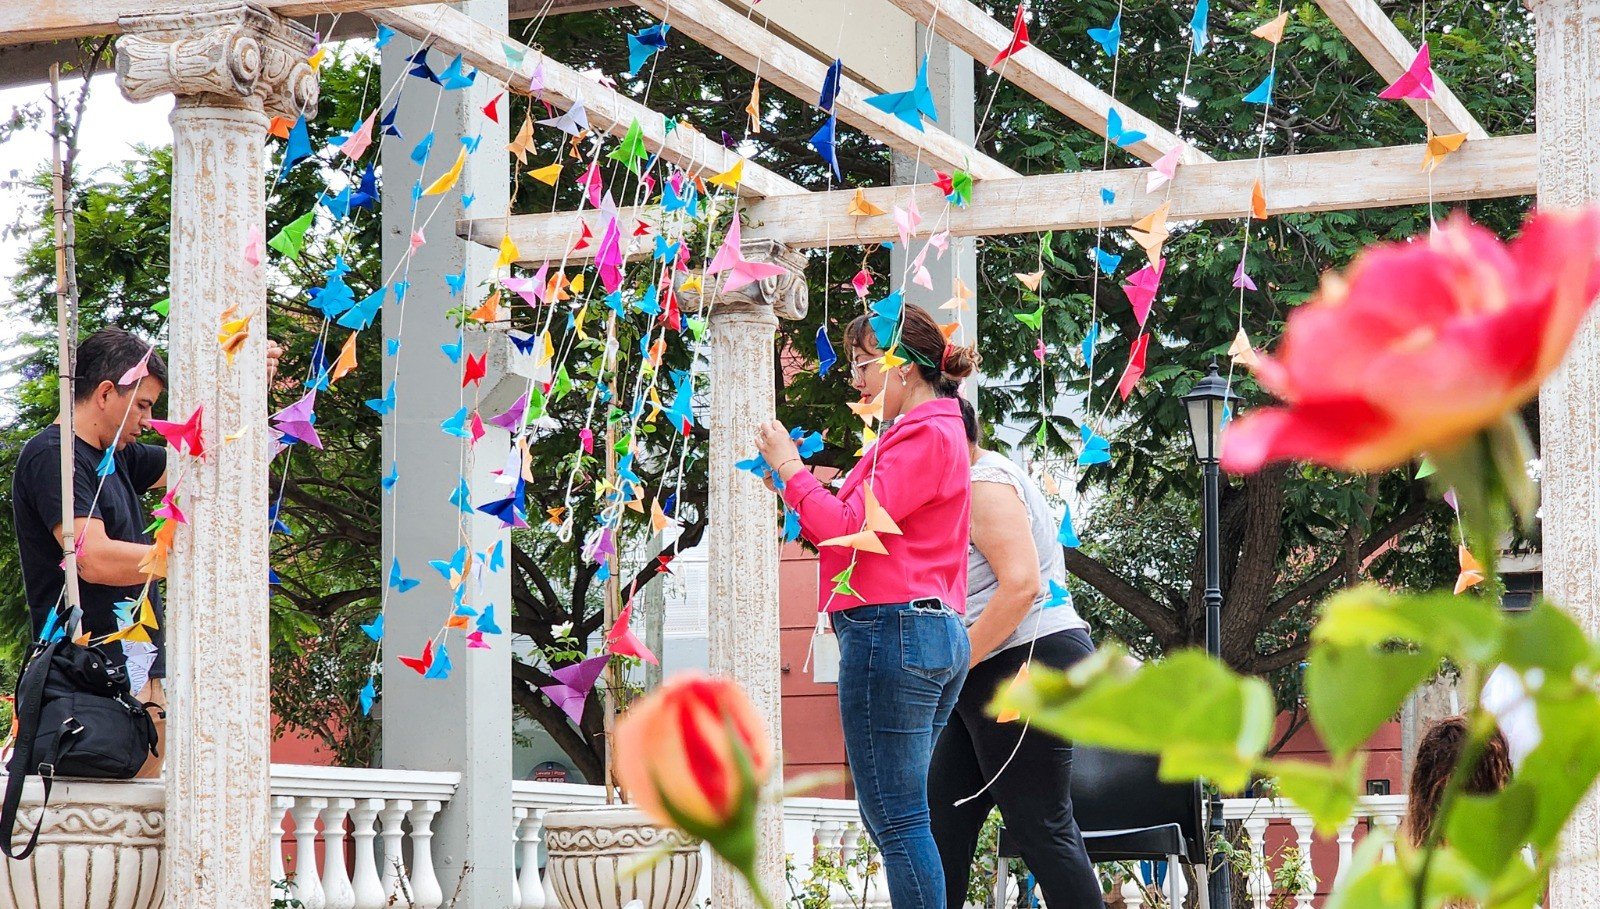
754, 419, 802, 482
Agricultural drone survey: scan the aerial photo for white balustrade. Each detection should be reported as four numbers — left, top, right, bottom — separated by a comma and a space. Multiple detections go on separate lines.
268, 765, 459, 909
1220, 793, 1409, 908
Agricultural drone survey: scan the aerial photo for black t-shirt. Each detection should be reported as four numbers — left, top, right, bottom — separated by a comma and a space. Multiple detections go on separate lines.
12, 425, 167, 678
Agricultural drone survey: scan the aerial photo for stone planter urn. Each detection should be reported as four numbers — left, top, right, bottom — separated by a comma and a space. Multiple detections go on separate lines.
0, 776, 165, 908
541, 804, 701, 909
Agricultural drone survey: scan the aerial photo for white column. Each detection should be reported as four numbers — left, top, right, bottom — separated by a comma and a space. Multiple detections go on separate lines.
378, 2, 514, 906
1534, 0, 1600, 905
703, 239, 809, 909
113, 6, 316, 908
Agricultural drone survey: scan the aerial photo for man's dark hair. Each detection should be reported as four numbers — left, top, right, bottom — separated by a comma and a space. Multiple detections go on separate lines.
73, 328, 166, 402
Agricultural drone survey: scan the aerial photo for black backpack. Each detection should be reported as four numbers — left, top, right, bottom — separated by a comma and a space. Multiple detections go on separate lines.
0, 634, 161, 859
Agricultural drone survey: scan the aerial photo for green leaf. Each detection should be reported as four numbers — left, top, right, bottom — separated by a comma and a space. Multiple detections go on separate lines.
1265, 757, 1364, 835
1519, 694, 1600, 849
1314, 585, 1503, 665
997, 648, 1272, 790
1498, 600, 1595, 676
1445, 782, 1535, 879
1307, 643, 1440, 758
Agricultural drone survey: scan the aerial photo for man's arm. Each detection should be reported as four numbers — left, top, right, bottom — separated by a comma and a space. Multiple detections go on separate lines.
58, 517, 160, 585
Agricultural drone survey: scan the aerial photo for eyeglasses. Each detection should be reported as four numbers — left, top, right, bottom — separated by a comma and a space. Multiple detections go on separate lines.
849, 356, 880, 379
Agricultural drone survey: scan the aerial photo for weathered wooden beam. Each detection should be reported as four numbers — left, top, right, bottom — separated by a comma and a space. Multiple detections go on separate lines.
463, 133, 1535, 262
1314, 0, 1488, 139
881, 0, 1211, 166
628, 0, 1019, 180
373, 4, 807, 198
0, 0, 443, 46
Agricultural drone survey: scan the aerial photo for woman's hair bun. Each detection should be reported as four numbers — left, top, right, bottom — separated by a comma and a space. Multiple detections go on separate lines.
941, 343, 980, 380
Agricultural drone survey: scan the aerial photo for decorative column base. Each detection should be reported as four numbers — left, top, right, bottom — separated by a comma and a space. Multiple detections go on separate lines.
0, 777, 166, 909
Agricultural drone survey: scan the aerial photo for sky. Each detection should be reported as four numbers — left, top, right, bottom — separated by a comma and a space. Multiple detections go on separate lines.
0, 72, 175, 400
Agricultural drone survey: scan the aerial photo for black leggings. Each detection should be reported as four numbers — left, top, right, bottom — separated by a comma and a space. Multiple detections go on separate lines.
928, 627, 1103, 908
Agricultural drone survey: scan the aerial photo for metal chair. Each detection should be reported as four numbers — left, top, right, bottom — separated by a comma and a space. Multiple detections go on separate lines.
992, 744, 1203, 907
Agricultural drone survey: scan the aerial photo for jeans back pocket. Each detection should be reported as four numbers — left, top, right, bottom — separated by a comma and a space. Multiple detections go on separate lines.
900, 609, 960, 683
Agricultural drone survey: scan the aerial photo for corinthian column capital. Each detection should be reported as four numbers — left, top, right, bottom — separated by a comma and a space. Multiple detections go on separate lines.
115, 2, 318, 119
687, 239, 810, 322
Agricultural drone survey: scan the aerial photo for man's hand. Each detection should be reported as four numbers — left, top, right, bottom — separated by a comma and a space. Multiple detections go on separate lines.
266, 339, 284, 386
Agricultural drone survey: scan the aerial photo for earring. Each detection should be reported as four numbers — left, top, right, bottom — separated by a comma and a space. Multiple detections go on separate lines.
900, 371, 908, 387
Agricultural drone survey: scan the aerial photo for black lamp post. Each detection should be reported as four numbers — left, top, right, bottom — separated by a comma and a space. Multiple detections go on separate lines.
1182, 360, 1234, 909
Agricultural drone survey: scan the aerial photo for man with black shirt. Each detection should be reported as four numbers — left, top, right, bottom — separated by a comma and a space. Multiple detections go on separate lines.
11, 327, 280, 777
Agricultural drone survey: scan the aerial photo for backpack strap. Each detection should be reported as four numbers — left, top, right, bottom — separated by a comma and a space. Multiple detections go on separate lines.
1, 640, 66, 861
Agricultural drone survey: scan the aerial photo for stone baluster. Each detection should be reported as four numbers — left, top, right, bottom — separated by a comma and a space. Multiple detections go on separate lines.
1120, 876, 1146, 909
518, 809, 548, 909
113, 6, 316, 906
320, 798, 356, 909
1332, 817, 1358, 889
379, 799, 414, 902
697, 236, 809, 909
349, 798, 386, 909
1374, 812, 1401, 863
1289, 816, 1316, 907
815, 820, 849, 907
407, 801, 444, 909
290, 797, 328, 909
269, 796, 293, 891
1243, 816, 1271, 909
510, 807, 526, 908
840, 822, 863, 904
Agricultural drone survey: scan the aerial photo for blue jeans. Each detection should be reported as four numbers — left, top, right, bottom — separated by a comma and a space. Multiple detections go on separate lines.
832, 600, 970, 909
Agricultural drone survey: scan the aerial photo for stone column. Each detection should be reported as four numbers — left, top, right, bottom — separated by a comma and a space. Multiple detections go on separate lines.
1533, 0, 1600, 904
702, 240, 808, 909
378, 6, 514, 907
114, 5, 316, 907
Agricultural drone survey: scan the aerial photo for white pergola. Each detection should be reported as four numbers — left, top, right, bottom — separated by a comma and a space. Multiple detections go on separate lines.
2, 0, 1597, 906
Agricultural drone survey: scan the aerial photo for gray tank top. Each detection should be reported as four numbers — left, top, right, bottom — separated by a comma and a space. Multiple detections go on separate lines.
965, 450, 1089, 659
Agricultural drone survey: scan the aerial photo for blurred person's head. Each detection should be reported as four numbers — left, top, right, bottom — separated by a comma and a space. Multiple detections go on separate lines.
1405, 715, 1512, 847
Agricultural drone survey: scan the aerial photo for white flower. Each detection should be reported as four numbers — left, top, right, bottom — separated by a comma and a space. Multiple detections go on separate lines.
551, 621, 573, 639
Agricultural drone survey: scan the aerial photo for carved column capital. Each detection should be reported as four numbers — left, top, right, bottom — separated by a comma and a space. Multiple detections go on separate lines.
115, 2, 318, 119
686, 239, 810, 322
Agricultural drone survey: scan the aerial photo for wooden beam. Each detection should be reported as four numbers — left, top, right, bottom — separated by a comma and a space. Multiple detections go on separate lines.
881, 0, 1211, 166
1314, 0, 1488, 139
628, 0, 1019, 180
0, 0, 444, 47
464, 133, 1535, 262
373, 4, 807, 199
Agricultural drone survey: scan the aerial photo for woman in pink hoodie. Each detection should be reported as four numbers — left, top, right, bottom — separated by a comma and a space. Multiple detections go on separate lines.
756, 303, 977, 909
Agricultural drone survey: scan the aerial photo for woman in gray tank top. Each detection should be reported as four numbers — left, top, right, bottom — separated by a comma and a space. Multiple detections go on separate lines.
928, 398, 1104, 908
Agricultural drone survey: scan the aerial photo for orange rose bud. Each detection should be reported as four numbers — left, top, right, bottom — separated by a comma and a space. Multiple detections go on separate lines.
616, 674, 775, 907
617, 673, 773, 831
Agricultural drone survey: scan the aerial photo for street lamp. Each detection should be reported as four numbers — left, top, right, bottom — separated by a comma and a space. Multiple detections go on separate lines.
1182, 359, 1234, 909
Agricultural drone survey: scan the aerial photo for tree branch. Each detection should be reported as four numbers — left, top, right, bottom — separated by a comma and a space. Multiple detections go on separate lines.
1262, 495, 1434, 623
1061, 546, 1184, 643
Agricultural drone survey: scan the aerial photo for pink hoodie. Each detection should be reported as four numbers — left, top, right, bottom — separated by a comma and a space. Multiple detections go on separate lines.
782, 397, 971, 614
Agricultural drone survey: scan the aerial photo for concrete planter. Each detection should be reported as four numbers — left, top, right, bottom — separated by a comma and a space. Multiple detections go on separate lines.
541, 804, 701, 909
0, 776, 165, 909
